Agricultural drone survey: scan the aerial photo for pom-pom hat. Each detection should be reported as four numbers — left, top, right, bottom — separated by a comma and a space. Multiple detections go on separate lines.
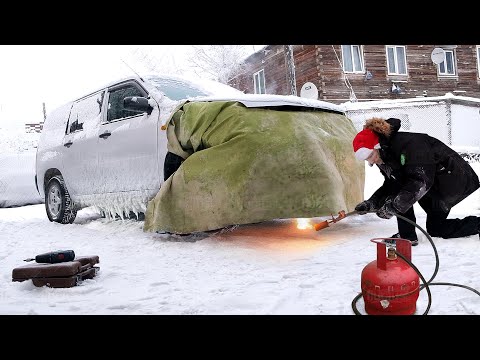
352, 129, 380, 161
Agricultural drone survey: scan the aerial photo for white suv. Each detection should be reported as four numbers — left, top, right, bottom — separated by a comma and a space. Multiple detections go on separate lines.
35, 74, 344, 224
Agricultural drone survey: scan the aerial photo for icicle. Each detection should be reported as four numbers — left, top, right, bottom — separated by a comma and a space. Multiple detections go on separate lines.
81, 189, 153, 222
117, 204, 124, 220
116, 205, 122, 220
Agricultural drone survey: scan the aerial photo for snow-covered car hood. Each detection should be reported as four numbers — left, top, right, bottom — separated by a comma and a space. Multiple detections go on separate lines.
193, 94, 344, 114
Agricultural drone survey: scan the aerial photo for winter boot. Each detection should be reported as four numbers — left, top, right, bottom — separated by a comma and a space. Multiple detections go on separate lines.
385, 233, 418, 246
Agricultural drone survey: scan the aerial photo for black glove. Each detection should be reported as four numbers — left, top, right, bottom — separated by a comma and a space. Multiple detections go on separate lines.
354, 199, 377, 215
376, 197, 397, 219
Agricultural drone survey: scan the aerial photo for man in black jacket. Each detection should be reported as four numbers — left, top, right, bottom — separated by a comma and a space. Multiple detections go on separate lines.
352, 117, 480, 246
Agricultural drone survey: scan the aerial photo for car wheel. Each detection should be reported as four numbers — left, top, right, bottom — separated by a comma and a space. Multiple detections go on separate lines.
45, 176, 77, 224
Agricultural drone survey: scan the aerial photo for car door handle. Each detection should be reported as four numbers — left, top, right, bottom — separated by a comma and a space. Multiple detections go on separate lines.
64, 141, 73, 148
99, 132, 111, 139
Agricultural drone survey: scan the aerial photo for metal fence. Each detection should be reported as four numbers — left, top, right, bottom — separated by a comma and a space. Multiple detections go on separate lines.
345, 102, 452, 145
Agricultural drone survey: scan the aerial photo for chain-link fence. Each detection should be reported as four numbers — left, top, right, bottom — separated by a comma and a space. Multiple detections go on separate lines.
346, 101, 451, 144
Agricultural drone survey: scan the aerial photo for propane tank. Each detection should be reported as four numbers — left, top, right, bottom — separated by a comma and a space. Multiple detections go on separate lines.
361, 238, 419, 315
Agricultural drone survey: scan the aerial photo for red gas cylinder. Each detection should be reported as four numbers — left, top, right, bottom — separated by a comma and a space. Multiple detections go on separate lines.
361, 238, 420, 315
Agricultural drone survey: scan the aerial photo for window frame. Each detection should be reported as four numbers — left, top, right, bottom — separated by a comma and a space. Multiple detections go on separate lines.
66, 90, 105, 135
386, 45, 408, 76
341, 45, 365, 74
253, 69, 266, 94
437, 48, 457, 77
104, 80, 148, 124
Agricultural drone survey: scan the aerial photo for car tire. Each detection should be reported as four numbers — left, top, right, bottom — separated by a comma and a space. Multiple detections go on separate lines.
45, 176, 77, 224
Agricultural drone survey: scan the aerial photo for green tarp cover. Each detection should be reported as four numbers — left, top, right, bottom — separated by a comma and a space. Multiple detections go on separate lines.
144, 101, 364, 234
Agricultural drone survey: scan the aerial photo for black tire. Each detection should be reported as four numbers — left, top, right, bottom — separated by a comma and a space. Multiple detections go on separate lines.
45, 176, 77, 224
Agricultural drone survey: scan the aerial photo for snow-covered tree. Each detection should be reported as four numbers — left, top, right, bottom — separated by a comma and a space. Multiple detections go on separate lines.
124, 46, 187, 76
187, 45, 250, 84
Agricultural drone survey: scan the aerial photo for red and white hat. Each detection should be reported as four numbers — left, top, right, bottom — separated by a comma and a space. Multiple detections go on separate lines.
352, 129, 380, 161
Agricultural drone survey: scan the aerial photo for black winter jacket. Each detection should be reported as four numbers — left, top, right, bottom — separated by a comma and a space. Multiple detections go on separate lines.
368, 118, 480, 213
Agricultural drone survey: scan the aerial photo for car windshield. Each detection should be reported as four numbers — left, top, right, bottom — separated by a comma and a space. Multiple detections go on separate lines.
144, 76, 213, 100
144, 75, 242, 101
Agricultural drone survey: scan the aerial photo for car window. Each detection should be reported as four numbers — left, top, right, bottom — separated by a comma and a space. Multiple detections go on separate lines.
67, 91, 104, 134
145, 76, 211, 100
107, 85, 146, 122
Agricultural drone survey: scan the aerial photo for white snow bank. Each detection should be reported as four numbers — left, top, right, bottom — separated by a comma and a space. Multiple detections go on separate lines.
0, 152, 43, 207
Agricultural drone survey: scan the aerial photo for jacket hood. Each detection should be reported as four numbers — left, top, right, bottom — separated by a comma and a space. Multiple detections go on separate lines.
364, 117, 401, 138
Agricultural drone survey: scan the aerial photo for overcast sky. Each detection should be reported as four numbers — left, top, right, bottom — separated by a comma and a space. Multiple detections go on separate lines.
0, 45, 264, 129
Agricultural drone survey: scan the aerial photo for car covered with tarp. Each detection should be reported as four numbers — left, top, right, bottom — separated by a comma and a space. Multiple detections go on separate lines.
144, 94, 364, 234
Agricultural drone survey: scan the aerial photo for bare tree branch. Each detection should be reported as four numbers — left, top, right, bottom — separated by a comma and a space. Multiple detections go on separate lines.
125, 46, 188, 76
187, 45, 249, 84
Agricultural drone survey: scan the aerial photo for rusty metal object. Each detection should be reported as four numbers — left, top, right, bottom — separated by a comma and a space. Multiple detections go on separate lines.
313, 221, 329, 231
313, 210, 353, 231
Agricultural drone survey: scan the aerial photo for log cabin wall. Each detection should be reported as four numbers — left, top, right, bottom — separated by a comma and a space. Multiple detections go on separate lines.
229, 45, 289, 95
228, 45, 480, 104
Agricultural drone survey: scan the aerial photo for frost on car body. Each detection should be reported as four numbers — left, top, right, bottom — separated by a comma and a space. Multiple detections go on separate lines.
36, 74, 244, 222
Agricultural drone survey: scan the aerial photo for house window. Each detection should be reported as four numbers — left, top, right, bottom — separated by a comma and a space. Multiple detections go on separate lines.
477, 46, 480, 78
386, 46, 407, 75
253, 69, 266, 94
438, 49, 456, 76
341, 45, 364, 73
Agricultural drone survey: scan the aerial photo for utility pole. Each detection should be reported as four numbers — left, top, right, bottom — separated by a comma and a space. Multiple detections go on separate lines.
284, 45, 297, 96
42, 102, 47, 122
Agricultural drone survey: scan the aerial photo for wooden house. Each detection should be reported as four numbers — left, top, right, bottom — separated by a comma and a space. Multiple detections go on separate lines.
228, 45, 480, 104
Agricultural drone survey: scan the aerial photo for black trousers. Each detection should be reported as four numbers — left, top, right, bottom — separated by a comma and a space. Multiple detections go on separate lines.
397, 192, 479, 240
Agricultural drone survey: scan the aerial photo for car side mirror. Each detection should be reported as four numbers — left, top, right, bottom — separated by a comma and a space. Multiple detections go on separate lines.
123, 96, 153, 115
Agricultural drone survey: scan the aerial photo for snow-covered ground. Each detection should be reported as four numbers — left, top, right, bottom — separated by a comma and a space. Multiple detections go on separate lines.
1, 162, 479, 315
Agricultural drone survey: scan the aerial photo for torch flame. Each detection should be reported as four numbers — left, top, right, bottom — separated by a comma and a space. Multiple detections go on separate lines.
296, 218, 313, 230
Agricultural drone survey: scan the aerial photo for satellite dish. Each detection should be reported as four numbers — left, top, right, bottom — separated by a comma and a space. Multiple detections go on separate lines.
300, 82, 319, 100
431, 48, 446, 65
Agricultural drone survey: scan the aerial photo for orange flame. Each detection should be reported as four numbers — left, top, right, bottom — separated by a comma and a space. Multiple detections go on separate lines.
296, 218, 313, 230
